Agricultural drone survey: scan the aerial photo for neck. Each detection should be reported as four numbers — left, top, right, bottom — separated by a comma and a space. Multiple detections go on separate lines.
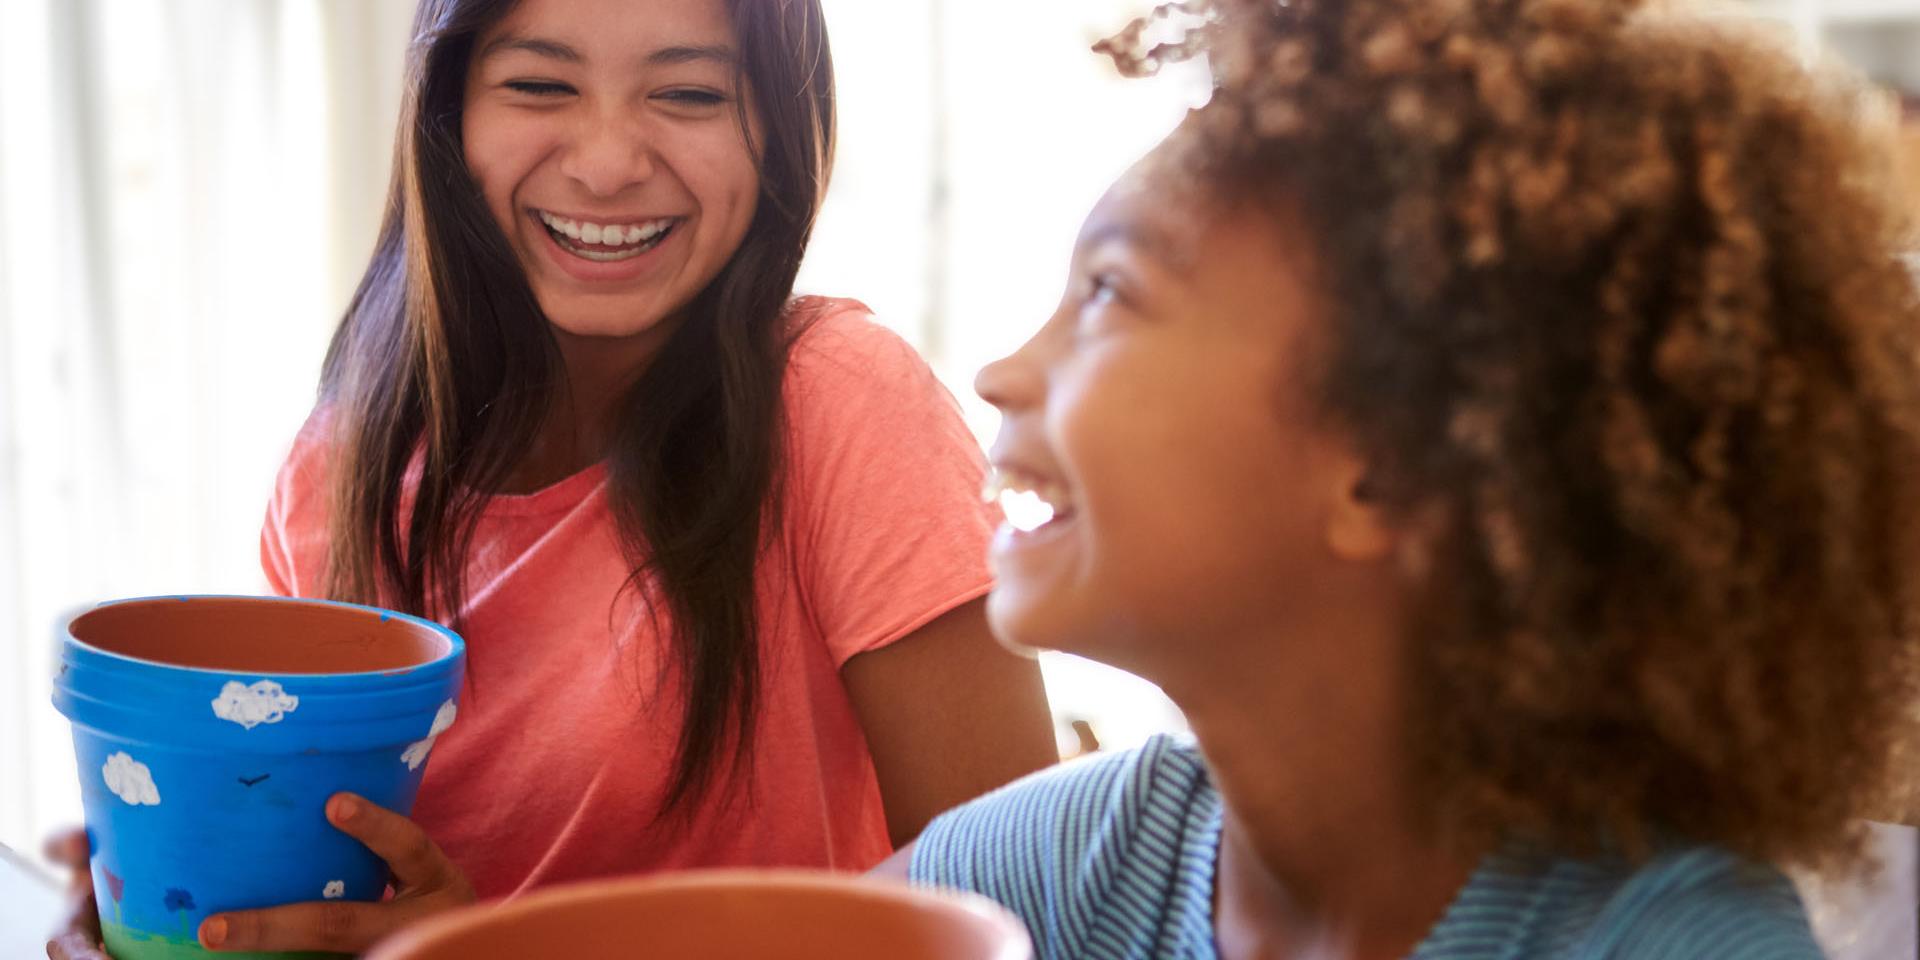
502, 322, 675, 493
1164, 585, 1478, 959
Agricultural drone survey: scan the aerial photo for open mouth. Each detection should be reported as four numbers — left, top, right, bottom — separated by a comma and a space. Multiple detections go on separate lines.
984, 469, 1077, 533
536, 210, 679, 263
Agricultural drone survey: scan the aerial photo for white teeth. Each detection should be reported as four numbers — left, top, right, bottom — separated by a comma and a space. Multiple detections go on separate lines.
570, 246, 646, 262
984, 469, 1072, 533
538, 211, 675, 248
1002, 491, 1056, 534
537, 212, 581, 239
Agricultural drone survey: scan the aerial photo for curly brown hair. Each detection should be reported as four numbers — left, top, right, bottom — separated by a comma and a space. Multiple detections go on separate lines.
1102, 0, 1920, 872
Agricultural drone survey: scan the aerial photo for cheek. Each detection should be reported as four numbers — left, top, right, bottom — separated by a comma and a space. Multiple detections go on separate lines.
1056, 349, 1265, 512
1064, 356, 1316, 589
461, 107, 537, 221
675, 127, 762, 226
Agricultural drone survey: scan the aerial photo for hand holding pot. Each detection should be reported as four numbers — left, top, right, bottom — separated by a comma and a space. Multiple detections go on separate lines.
198, 793, 475, 954
43, 828, 108, 960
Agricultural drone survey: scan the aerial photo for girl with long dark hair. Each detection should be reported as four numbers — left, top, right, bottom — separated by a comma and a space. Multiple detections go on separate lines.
47, 0, 1055, 955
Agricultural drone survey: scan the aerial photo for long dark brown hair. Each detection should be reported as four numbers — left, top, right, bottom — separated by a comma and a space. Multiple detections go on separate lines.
320, 0, 836, 815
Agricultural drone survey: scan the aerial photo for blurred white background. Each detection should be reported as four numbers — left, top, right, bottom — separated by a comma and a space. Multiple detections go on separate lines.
0, 7, 1916, 954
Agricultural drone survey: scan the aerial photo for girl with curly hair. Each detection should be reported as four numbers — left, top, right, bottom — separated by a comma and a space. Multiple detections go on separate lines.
881, 0, 1920, 956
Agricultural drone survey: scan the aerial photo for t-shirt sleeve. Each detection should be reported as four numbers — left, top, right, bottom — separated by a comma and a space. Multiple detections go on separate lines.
261, 464, 298, 596
259, 413, 333, 598
1600, 850, 1828, 959
782, 306, 1000, 667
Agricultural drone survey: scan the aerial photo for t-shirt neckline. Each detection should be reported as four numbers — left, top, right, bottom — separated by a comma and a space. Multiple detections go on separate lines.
480, 461, 609, 517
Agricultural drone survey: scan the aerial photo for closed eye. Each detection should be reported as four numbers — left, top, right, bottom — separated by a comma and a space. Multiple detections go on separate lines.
656, 88, 729, 107
1086, 273, 1121, 308
505, 80, 575, 97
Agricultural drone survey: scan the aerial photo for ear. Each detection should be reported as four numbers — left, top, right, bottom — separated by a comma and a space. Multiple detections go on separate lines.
1323, 454, 1397, 563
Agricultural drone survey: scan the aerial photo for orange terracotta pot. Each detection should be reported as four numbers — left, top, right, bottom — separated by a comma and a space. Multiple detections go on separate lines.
363, 870, 1033, 960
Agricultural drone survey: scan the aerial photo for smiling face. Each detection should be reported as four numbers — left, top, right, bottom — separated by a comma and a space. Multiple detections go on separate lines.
976, 152, 1392, 676
462, 0, 762, 345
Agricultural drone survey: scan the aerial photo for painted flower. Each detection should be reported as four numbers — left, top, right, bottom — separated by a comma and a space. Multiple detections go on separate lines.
101, 752, 160, 806
211, 680, 300, 729
103, 869, 125, 904
163, 888, 195, 912
323, 880, 345, 900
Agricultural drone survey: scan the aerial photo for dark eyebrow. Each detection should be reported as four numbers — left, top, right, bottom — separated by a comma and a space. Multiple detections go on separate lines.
646, 44, 737, 67
478, 34, 582, 64
476, 36, 735, 70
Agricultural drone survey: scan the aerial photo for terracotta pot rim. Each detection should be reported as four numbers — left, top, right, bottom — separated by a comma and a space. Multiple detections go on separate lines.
364, 868, 1034, 960
66, 594, 464, 680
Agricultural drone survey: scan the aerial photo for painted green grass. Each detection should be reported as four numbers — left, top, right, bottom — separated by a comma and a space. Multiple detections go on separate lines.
100, 920, 344, 960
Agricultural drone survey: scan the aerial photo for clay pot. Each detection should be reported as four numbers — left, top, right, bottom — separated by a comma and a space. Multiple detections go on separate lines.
363, 870, 1033, 960
53, 596, 466, 960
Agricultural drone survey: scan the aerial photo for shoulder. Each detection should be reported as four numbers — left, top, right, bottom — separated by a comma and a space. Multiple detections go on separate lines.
1421, 846, 1821, 960
1599, 848, 1822, 959
776, 295, 983, 493
908, 736, 1207, 876
908, 735, 1219, 956
270, 407, 337, 507
783, 296, 943, 399
261, 407, 339, 596
1545, 847, 1822, 960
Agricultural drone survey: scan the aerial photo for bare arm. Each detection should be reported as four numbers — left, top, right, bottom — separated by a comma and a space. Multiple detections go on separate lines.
841, 598, 1056, 847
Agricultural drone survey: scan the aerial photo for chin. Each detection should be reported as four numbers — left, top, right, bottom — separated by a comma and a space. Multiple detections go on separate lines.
540, 303, 674, 341
985, 591, 1045, 655
985, 589, 1096, 660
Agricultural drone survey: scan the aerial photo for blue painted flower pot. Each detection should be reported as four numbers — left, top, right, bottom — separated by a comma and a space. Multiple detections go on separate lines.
53, 596, 465, 960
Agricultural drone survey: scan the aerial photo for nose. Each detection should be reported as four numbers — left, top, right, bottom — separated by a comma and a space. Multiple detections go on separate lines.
975, 332, 1046, 413
558, 107, 658, 197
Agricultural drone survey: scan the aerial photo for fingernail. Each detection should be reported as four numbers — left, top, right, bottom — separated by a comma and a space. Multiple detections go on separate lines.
331, 795, 359, 822
201, 916, 227, 948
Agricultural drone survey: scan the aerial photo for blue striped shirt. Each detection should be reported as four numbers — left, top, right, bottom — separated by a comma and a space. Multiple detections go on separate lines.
909, 735, 1825, 959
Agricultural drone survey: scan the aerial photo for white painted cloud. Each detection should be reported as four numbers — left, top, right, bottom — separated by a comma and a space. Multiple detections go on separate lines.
426, 700, 457, 737
211, 680, 300, 730
102, 752, 161, 806
323, 881, 345, 900
400, 700, 458, 771
399, 741, 431, 770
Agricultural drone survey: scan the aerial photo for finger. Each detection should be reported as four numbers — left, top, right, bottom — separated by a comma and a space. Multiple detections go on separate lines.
45, 931, 109, 960
201, 900, 392, 955
58, 895, 102, 942
42, 828, 88, 870
325, 793, 450, 891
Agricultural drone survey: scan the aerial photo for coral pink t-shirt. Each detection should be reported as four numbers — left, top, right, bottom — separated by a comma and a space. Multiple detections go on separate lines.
259, 300, 998, 899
